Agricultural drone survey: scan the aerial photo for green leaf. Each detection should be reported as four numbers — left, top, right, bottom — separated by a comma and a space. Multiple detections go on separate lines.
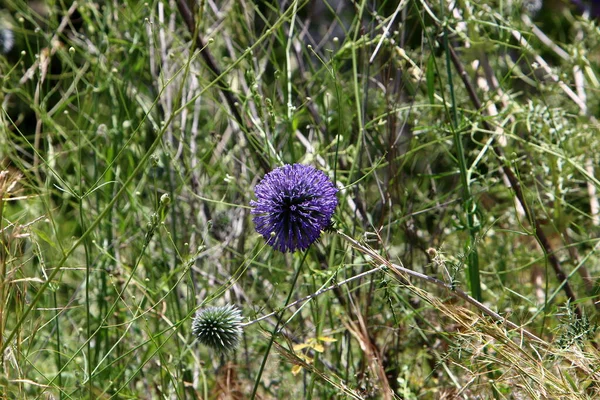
33, 228, 59, 251
426, 54, 435, 105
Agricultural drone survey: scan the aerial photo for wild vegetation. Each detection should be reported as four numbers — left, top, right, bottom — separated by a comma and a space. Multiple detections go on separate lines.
1, 0, 600, 398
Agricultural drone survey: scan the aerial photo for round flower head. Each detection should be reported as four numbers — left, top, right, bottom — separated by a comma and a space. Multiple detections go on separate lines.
192, 304, 243, 354
250, 164, 338, 252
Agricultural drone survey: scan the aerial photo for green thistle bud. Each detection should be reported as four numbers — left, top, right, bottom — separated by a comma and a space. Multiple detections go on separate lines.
191, 304, 242, 354
160, 193, 171, 206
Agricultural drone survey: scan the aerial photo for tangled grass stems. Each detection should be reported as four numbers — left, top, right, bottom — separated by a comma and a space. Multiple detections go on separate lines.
3, 0, 600, 398
336, 231, 546, 345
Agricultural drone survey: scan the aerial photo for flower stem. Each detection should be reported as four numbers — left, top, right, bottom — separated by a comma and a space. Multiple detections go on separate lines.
250, 250, 309, 399
241, 265, 385, 328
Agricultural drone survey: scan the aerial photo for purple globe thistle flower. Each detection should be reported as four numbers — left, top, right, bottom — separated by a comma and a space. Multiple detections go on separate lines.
250, 164, 338, 253
572, 0, 600, 17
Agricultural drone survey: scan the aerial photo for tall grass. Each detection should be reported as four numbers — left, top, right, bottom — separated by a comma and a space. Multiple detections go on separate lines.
1, 0, 599, 398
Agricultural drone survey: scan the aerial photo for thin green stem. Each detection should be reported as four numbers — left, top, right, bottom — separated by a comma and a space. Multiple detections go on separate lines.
240, 264, 384, 328
36, 199, 170, 399
347, 0, 367, 188
53, 291, 62, 399
250, 250, 309, 399
440, 1, 481, 301
79, 195, 92, 397
0, 103, 170, 357
286, 0, 300, 121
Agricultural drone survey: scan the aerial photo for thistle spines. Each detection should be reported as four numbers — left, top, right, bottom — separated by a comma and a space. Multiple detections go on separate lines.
191, 304, 243, 354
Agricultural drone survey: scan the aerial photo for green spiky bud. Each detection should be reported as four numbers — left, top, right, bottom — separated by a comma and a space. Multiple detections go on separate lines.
192, 304, 242, 354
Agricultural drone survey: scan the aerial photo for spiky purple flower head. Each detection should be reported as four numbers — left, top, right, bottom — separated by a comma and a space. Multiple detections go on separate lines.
250, 164, 338, 252
572, 0, 600, 17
